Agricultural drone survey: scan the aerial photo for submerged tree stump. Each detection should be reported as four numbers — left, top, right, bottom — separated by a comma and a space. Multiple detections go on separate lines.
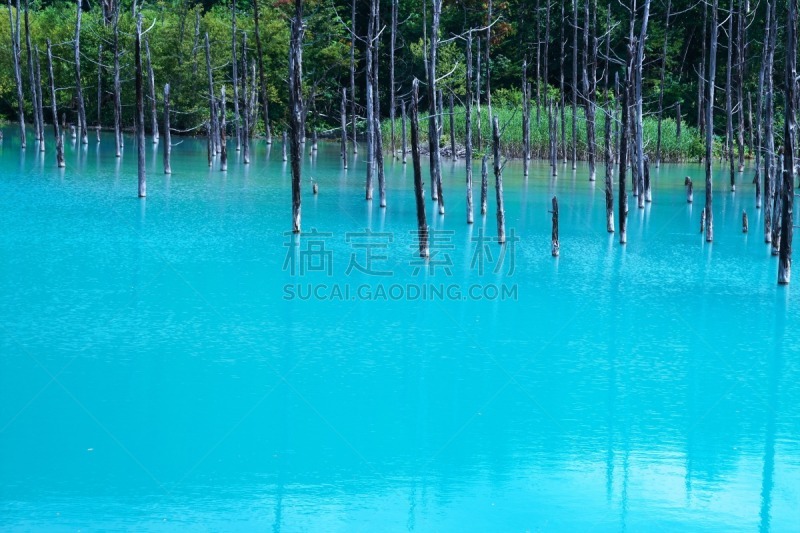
480, 155, 488, 216
743, 210, 748, 233
685, 177, 693, 203
163, 83, 171, 174
282, 131, 288, 162
700, 208, 706, 234
492, 116, 506, 244
551, 196, 560, 256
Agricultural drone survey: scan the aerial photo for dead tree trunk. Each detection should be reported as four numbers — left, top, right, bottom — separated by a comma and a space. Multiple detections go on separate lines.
655, 0, 671, 168
113, 3, 122, 157
725, 0, 735, 190
46, 40, 64, 168
685, 176, 693, 202
231, 0, 240, 152
372, 1, 387, 209
560, 1, 566, 163
7, 0, 26, 148
777, 0, 796, 284
705, 0, 719, 241
571, 0, 578, 169
365, 0, 376, 201
410, 79, 429, 257
34, 46, 45, 151
551, 196, 559, 256
289, 0, 304, 233
634, 0, 651, 206
74, 0, 87, 144
23, 0, 39, 143
163, 83, 171, 174
605, 103, 614, 232
242, 33, 251, 164
698, 1, 707, 134
205, 33, 219, 155
466, 31, 474, 224
754, 0, 770, 209
350, 0, 357, 153
135, 13, 146, 198
145, 37, 159, 143
676, 102, 681, 139
736, 5, 745, 172
619, 60, 631, 244
207, 121, 212, 166
764, 0, 777, 243
584, 0, 598, 181
390, 0, 398, 158
252, 0, 272, 143
486, 0, 493, 123
340, 87, 348, 167
428, 0, 444, 212
220, 85, 228, 171
401, 99, 407, 164
522, 60, 530, 176
449, 91, 456, 160
493, 116, 506, 244
476, 36, 482, 149
743, 210, 748, 232
283, 130, 287, 161
96, 43, 102, 142
481, 154, 488, 215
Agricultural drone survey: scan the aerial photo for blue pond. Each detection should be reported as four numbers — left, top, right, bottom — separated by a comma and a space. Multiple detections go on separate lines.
1, 128, 799, 531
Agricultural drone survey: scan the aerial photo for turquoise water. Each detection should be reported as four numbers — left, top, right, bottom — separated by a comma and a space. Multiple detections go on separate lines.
1, 127, 799, 531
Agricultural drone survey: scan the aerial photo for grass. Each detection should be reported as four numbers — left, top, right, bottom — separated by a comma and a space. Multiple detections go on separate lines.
381, 103, 705, 162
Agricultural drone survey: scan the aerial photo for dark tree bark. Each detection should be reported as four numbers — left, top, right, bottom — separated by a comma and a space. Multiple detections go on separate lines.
777, 0, 796, 284
96, 43, 102, 142
736, 3, 745, 172
582, 0, 597, 181
365, 0, 376, 201
207, 121, 212, 166
410, 79, 429, 258
560, 1, 566, 162
46, 40, 64, 168
685, 176, 693, 203
369, 0, 386, 208
466, 31, 474, 224
283, 130, 287, 161
481, 154, 488, 215
705, 0, 719, 241
605, 103, 614, 232
231, 0, 240, 152
655, 0, 671, 168
551, 196, 559, 256
23, 0, 40, 143
754, 1, 770, 209
74, 0, 87, 144
289, 0, 304, 233
135, 14, 146, 197
476, 36, 482, 149
163, 83, 171, 174
7, 0, 26, 148
145, 37, 159, 143
341, 87, 348, 167
698, 1, 707, 134
486, 0, 493, 123
252, 0, 272, 143
634, 0, 651, 206
428, 0, 443, 211
242, 33, 251, 164
619, 57, 631, 245
743, 210, 749, 233
492, 116, 506, 244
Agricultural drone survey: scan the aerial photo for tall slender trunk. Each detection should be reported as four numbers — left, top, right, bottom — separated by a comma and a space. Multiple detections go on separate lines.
96, 43, 102, 142
736, 3, 745, 172
476, 36, 482, 149
449, 91, 456, 159
113, 4, 122, 156
135, 13, 146, 197
619, 62, 630, 244
428, 0, 443, 208
389, 0, 398, 157
341, 87, 348, 167
777, 0, 796, 284
466, 31, 474, 224
289, 0, 304, 233
583, 0, 597, 180
253, 0, 272, 143
75, 0, 87, 144
145, 37, 159, 143
371, 0, 386, 208
755, 0, 770, 209
698, 2, 707, 133
410, 79, 429, 257
34, 47, 45, 151
764, 0, 777, 243
560, 1, 566, 162
486, 0, 493, 123
205, 33, 218, 155
350, 0, 357, 152
231, 0, 240, 151
571, 0, 578, 169
726, 0, 735, 190
46, 40, 64, 167
635, 0, 651, 206
8, 0, 26, 148
481, 154, 488, 215
401, 99, 407, 164
522, 60, 530, 176
365, 0, 375, 200
242, 32, 250, 163
23, 0, 39, 142
493, 116, 505, 244
163, 83, 171, 174
220, 85, 228, 171
656, 0, 671, 167
705, 0, 719, 241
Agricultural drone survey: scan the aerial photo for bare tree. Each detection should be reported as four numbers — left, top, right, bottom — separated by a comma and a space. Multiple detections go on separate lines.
289, 0, 304, 233
252, 0, 272, 143
135, 13, 146, 197
705, 0, 719, 241
7, 0, 26, 148
46, 40, 64, 167
75, 0, 87, 144
777, 0, 797, 284
410, 79, 429, 257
